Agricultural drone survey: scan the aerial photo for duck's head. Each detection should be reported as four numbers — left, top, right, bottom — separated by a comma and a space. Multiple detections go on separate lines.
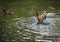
36, 10, 42, 16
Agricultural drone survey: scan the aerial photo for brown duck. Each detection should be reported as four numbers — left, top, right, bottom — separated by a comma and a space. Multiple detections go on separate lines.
2, 9, 14, 16
36, 11, 47, 24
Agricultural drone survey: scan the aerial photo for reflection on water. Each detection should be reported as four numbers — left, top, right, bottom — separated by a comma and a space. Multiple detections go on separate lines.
1, 13, 60, 42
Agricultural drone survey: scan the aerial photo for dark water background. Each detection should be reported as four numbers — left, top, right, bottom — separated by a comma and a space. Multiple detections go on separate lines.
0, 0, 60, 42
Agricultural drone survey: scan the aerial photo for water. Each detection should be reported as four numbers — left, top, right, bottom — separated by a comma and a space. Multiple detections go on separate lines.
1, 14, 60, 42
0, 0, 60, 42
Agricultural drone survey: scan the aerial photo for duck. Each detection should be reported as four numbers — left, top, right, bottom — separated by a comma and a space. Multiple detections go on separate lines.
36, 11, 47, 24
2, 9, 14, 16
36, 10, 56, 24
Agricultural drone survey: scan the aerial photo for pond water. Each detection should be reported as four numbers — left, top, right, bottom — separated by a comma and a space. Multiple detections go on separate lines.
1, 13, 60, 42
0, 0, 60, 42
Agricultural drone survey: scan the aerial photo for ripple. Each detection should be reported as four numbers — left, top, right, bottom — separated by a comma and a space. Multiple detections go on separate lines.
10, 14, 60, 36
